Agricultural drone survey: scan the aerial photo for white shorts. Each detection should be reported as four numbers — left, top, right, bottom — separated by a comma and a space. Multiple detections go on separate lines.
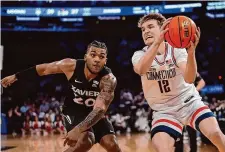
151, 95, 215, 140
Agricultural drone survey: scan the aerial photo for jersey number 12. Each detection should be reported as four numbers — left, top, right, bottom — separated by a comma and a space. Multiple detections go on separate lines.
158, 80, 171, 93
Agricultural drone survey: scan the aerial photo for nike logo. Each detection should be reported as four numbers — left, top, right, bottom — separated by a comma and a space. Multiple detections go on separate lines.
62, 114, 72, 124
75, 79, 82, 83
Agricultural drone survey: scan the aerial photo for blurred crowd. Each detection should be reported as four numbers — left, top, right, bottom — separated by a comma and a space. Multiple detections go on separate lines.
2, 93, 65, 136
2, 89, 225, 140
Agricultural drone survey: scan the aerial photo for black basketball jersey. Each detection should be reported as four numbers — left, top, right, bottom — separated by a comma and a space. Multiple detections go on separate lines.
63, 59, 111, 115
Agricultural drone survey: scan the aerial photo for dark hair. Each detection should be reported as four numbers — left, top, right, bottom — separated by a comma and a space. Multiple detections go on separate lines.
138, 13, 166, 28
87, 40, 108, 54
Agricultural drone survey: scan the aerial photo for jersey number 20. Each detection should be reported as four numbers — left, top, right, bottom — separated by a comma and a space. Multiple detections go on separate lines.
158, 80, 171, 93
73, 96, 96, 107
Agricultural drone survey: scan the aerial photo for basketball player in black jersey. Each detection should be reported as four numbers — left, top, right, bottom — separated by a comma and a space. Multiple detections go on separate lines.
1, 40, 122, 152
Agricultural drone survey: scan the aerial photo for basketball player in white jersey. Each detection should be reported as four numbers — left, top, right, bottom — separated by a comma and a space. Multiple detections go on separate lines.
132, 13, 225, 152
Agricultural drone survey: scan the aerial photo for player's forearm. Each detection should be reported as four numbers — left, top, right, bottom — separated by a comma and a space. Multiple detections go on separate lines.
74, 74, 116, 133
75, 94, 113, 133
75, 107, 105, 133
136, 42, 160, 74
16, 63, 58, 80
184, 53, 197, 84
15, 66, 40, 80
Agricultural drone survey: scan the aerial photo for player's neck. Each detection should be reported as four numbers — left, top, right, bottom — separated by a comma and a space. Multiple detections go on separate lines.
156, 41, 166, 55
84, 65, 98, 81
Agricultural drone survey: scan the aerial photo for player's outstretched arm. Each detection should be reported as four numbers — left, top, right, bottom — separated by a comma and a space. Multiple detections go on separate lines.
1, 58, 75, 88
64, 73, 117, 146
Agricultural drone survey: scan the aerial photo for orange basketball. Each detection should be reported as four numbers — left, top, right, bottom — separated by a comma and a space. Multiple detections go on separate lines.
165, 16, 196, 48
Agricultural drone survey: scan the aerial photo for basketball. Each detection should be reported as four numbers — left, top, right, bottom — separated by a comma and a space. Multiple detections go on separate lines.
165, 16, 197, 48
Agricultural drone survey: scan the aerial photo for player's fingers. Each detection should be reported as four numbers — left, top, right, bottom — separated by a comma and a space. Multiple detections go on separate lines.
4, 79, 12, 85
70, 141, 76, 147
187, 41, 193, 50
11, 79, 16, 84
161, 19, 171, 30
67, 139, 77, 147
162, 28, 169, 35
2, 80, 8, 88
198, 27, 201, 37
196, 27, 200, 38
194, 34, 199, 46
165, 17, 172, 22
67, 140, 73, 147
1, 79, 6, 84
2, 83, 6, 88
62, 136, 66, 139
4, 83, 9, 88
62, 132, 68, 139
64, 138, 69, 147
5, 80, 11, 86
161, 21, 170, 30
190, 41, 194, 48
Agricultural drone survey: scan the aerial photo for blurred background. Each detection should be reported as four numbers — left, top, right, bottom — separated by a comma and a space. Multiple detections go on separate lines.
1, 1, 225, 151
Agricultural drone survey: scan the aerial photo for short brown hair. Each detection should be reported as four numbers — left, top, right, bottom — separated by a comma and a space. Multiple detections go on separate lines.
138, 13, 166, 28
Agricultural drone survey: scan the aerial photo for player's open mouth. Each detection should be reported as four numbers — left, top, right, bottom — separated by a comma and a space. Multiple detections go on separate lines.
145, 36, 153, 40
93, 65, 100, 69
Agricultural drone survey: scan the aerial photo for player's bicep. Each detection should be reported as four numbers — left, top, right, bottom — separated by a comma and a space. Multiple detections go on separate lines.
36, 61, 63, 76
94, 74, 117, 111
47, 61, 64, 74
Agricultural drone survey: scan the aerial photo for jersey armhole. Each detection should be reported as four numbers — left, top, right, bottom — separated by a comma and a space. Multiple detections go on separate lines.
67, 59, 79, 81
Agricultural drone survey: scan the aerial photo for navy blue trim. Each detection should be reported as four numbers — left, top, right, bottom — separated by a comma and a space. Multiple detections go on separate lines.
151, 125, 182, 141
195, 112, 215, 131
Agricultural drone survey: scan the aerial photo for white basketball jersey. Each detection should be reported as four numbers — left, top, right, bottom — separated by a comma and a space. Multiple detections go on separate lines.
132, 42, 201, 111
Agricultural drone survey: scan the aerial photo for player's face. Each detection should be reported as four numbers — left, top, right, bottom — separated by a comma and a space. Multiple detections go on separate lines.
85, 46, 107, 74
141, 19, 161, 46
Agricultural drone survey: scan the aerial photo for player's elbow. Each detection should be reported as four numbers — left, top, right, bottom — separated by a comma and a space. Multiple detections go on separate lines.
36, 64, 47, 76
186, 81, 193, 84
184, 78, 195, 84
200, 80, 206, 87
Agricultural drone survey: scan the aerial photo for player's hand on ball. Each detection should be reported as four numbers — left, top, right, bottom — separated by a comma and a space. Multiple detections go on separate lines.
155, 17, 172, 45
1, 74, 17, 88
187, 27, 201, 54
63, 127, 80, 147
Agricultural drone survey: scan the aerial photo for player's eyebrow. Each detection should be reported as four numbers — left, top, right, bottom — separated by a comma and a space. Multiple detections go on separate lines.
90, 49, 106, 56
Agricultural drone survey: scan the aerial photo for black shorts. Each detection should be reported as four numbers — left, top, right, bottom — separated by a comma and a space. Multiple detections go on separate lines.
61, 112, 115, 143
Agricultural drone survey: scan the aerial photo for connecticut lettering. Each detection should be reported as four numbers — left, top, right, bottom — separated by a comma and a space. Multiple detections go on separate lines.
146, 68, 176, 80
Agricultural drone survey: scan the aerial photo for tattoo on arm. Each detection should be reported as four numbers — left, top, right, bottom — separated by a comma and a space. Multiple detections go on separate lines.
76, 74, 117, 132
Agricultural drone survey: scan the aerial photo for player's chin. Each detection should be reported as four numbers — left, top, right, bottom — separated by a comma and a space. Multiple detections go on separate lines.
90, 68, 100, 74
144, 39, 153, 46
